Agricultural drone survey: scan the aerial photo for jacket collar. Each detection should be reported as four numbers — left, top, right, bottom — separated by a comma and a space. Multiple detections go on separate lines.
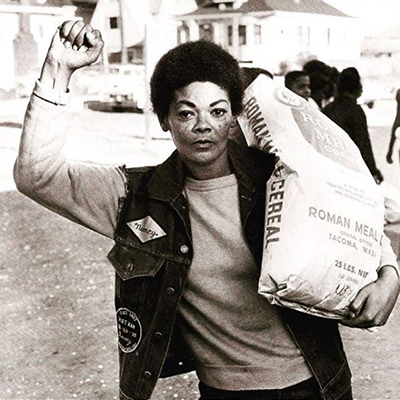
145, 140, 275, 203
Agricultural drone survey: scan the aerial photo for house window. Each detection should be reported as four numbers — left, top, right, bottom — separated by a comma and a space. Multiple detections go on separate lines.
199, 23, 213, 41
306, 26, 311, 46
127, 47, 144, 63
227, 24, 247, 46
239, 25, 246, 45
228, 25, 232, 45
177, 24, 190, 44
109, 17, 119, 30
296, 26, 302, 45
254, 24, 262, 44
108, 52, 122, 63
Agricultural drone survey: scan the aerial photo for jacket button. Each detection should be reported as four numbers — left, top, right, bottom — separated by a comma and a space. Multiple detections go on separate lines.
180, 244, 189, 254
154, 332, 163, 341
166, 287, 175, 295
144, 371, 152, 379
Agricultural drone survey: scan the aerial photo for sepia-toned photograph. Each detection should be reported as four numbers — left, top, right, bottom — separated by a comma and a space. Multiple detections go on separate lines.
1, 0, 400, 399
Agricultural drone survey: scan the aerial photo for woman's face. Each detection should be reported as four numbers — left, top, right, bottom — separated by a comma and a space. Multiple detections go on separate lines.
163, 81, 235, 180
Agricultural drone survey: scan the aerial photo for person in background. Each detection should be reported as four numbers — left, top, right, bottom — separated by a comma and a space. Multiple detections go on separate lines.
14, 21, 400, 400
284, 70, 311, 101
386, 88, 400, 164
323, 67, 384, 184
303, 60, 338, 109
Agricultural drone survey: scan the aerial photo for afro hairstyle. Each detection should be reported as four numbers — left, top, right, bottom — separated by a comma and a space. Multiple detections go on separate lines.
337, 67, 362, 95
150, 40, 244, 120
302, 59, 332, 76
241, 67, 273, 88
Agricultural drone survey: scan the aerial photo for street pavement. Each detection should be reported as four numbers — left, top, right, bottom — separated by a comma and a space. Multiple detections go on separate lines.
2, 97, 400, 399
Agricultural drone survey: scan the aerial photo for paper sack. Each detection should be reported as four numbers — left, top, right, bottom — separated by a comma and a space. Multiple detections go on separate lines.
238, 75, 384, 319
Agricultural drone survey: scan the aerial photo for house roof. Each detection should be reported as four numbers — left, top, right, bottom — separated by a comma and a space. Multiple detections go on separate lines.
0, 0, 178, 12
71, 0, 163, 14
241, 0, 348, 16
71, 0, 97, 4
186, 0, 349, 17
0, 0, 74, 6
187, 4, 241, 15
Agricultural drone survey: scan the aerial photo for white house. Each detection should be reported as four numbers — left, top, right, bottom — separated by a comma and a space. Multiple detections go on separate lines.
176, 0, 362, 74
90, 0, 198, 65
361, 23, 400, 78
0, 0, 76, 95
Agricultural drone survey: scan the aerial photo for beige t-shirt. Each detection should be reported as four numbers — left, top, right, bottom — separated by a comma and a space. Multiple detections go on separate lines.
179, 174, 312, 391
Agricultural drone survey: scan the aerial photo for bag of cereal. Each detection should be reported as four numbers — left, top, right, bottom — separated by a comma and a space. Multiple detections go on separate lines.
238, 75, 384, 319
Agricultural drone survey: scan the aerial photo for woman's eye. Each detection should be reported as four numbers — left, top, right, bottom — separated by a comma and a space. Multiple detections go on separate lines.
212, 108, 227, 117
178, 110, 194, 119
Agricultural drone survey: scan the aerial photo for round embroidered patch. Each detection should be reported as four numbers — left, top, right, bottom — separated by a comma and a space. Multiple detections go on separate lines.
116, 308, 142, 353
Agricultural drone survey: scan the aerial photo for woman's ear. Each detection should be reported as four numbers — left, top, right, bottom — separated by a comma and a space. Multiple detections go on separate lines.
158, 116, 170, 132
230, 116, 238, 129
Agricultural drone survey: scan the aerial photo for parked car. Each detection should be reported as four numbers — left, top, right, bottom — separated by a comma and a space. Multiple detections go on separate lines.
101, 64, 146, 110
359, 79, 397, 109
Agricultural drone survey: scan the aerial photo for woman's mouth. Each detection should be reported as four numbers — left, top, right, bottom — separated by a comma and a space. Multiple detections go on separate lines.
192, 139, 214, 149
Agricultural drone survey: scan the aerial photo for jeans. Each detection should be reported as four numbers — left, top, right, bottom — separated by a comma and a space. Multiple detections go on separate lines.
198, 377, 353, 400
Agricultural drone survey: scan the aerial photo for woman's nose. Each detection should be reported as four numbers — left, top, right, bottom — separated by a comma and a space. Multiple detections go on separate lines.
194, 113, 211, 133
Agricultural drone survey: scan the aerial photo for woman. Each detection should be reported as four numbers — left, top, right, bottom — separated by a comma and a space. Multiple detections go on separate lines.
323, 67, 383, 184
14, 20, 400, 400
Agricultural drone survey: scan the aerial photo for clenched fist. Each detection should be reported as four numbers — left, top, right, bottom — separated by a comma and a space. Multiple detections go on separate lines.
40, 20, 104, 92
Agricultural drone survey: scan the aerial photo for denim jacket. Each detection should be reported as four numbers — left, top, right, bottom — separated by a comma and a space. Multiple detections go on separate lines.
107, 140, 351, 400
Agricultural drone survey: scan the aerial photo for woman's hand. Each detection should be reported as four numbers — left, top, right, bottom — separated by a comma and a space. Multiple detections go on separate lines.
40, 20, 104, 92
341, 266, 400, 328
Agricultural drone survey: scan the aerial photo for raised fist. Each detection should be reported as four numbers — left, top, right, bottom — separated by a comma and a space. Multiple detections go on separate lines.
45, 20, 104, 74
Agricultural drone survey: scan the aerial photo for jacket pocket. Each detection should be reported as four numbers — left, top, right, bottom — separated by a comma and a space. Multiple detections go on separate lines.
107, 244, 165, 281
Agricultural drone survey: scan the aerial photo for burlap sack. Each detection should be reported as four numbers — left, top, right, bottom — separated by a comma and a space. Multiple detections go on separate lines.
238, 75, 384, 319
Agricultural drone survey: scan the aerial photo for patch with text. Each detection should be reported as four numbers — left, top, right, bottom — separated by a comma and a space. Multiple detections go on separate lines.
117, 308, 142, 353
127, 216, 167, 243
